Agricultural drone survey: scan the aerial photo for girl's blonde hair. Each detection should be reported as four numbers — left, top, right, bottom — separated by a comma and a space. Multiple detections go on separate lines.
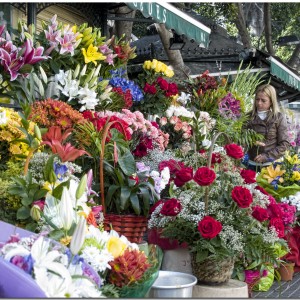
251, 84, 281, 119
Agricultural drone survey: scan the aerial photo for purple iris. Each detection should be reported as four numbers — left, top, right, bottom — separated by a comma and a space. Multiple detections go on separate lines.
53, 162, 68, 181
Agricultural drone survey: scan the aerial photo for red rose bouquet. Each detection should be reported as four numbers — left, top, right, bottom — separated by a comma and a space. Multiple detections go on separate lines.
148, 141, 289, 279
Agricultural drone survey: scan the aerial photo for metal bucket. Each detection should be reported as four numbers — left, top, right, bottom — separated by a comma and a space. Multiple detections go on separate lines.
148, 270, 197, 298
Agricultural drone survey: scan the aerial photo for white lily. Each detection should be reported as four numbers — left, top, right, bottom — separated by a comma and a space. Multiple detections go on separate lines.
31, 237, 71, 280
59, 186, 75, 231
34, 267, 78, 298
70, 216, 86, 255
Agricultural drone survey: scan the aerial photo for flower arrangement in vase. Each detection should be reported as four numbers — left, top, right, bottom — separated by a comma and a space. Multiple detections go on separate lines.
148, 133, 290, 284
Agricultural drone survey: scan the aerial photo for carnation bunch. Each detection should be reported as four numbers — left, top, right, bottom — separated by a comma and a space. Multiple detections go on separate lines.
95, 109, 169, 153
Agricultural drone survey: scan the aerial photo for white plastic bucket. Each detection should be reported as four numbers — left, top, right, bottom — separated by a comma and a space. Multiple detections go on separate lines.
148, 270, 197, 298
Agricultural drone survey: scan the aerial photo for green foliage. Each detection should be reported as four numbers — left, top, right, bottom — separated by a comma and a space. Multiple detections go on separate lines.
0, 66, 48, 106
7, 171, 48, 229
105, 164, 159, 216
191, 3, 300, 66
228, 62, 267, 112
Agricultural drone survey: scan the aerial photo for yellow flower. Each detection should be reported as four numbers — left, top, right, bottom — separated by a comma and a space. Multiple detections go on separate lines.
291, 171, 300, 181
150, 59, 158, 70
164, 67, 174, 77
106, 236, 127, 258
286, 154, 300, 165
154, 61, 164, 73
60, 235, 72, 246
143, 60, 152, 70
81, 44, 106, 65
262, 165, 285, 184
71, 25, 83, 40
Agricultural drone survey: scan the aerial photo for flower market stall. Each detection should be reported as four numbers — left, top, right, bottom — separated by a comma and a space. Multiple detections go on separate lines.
0, 14, 299, 298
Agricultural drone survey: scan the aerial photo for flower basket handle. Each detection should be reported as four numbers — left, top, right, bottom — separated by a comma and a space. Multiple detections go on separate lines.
204, 132, 231, 213
206, 132, 231, 168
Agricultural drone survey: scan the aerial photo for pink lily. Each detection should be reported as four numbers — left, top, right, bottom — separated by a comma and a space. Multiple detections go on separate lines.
50, 140, 89, 162
57, 33, 77, 55
0, 48, 23, 81
44, 26, 60, 47
23, 39, 47, 65
42, 126, 72, 143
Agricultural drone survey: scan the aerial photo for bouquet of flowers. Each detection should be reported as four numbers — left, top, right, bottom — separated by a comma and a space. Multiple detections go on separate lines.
133, 59, 178, 117
256, 150, 300, 200
0, 233, 103, 298
148, 139, 290, 281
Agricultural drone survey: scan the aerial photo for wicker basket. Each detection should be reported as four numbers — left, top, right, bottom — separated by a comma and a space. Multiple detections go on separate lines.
191, 254, 235, 285
104, 214, 148, 243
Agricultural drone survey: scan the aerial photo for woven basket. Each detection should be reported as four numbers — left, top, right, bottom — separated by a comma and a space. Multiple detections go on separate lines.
104, 214, 148, 243
191, 254, 235, 285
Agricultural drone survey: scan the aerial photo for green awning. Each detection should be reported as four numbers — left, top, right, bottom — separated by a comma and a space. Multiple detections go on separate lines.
269, 57, 300, 91
127, 2, 211, 48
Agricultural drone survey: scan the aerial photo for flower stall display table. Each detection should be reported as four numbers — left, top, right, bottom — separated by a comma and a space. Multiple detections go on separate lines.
192, 279, 248, 298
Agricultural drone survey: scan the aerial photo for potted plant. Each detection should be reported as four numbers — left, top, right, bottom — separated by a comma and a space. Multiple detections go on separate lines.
148, 134, 291, 285
74, 111, 166, 242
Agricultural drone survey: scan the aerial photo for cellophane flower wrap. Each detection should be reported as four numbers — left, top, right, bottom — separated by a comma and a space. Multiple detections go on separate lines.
0, 233, 103, 298
256, 150, 300, 200
148, 142, 291, 280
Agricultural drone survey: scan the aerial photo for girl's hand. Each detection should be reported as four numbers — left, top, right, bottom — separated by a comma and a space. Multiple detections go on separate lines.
255, 141, 266, 147
254, 154, 266, 163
